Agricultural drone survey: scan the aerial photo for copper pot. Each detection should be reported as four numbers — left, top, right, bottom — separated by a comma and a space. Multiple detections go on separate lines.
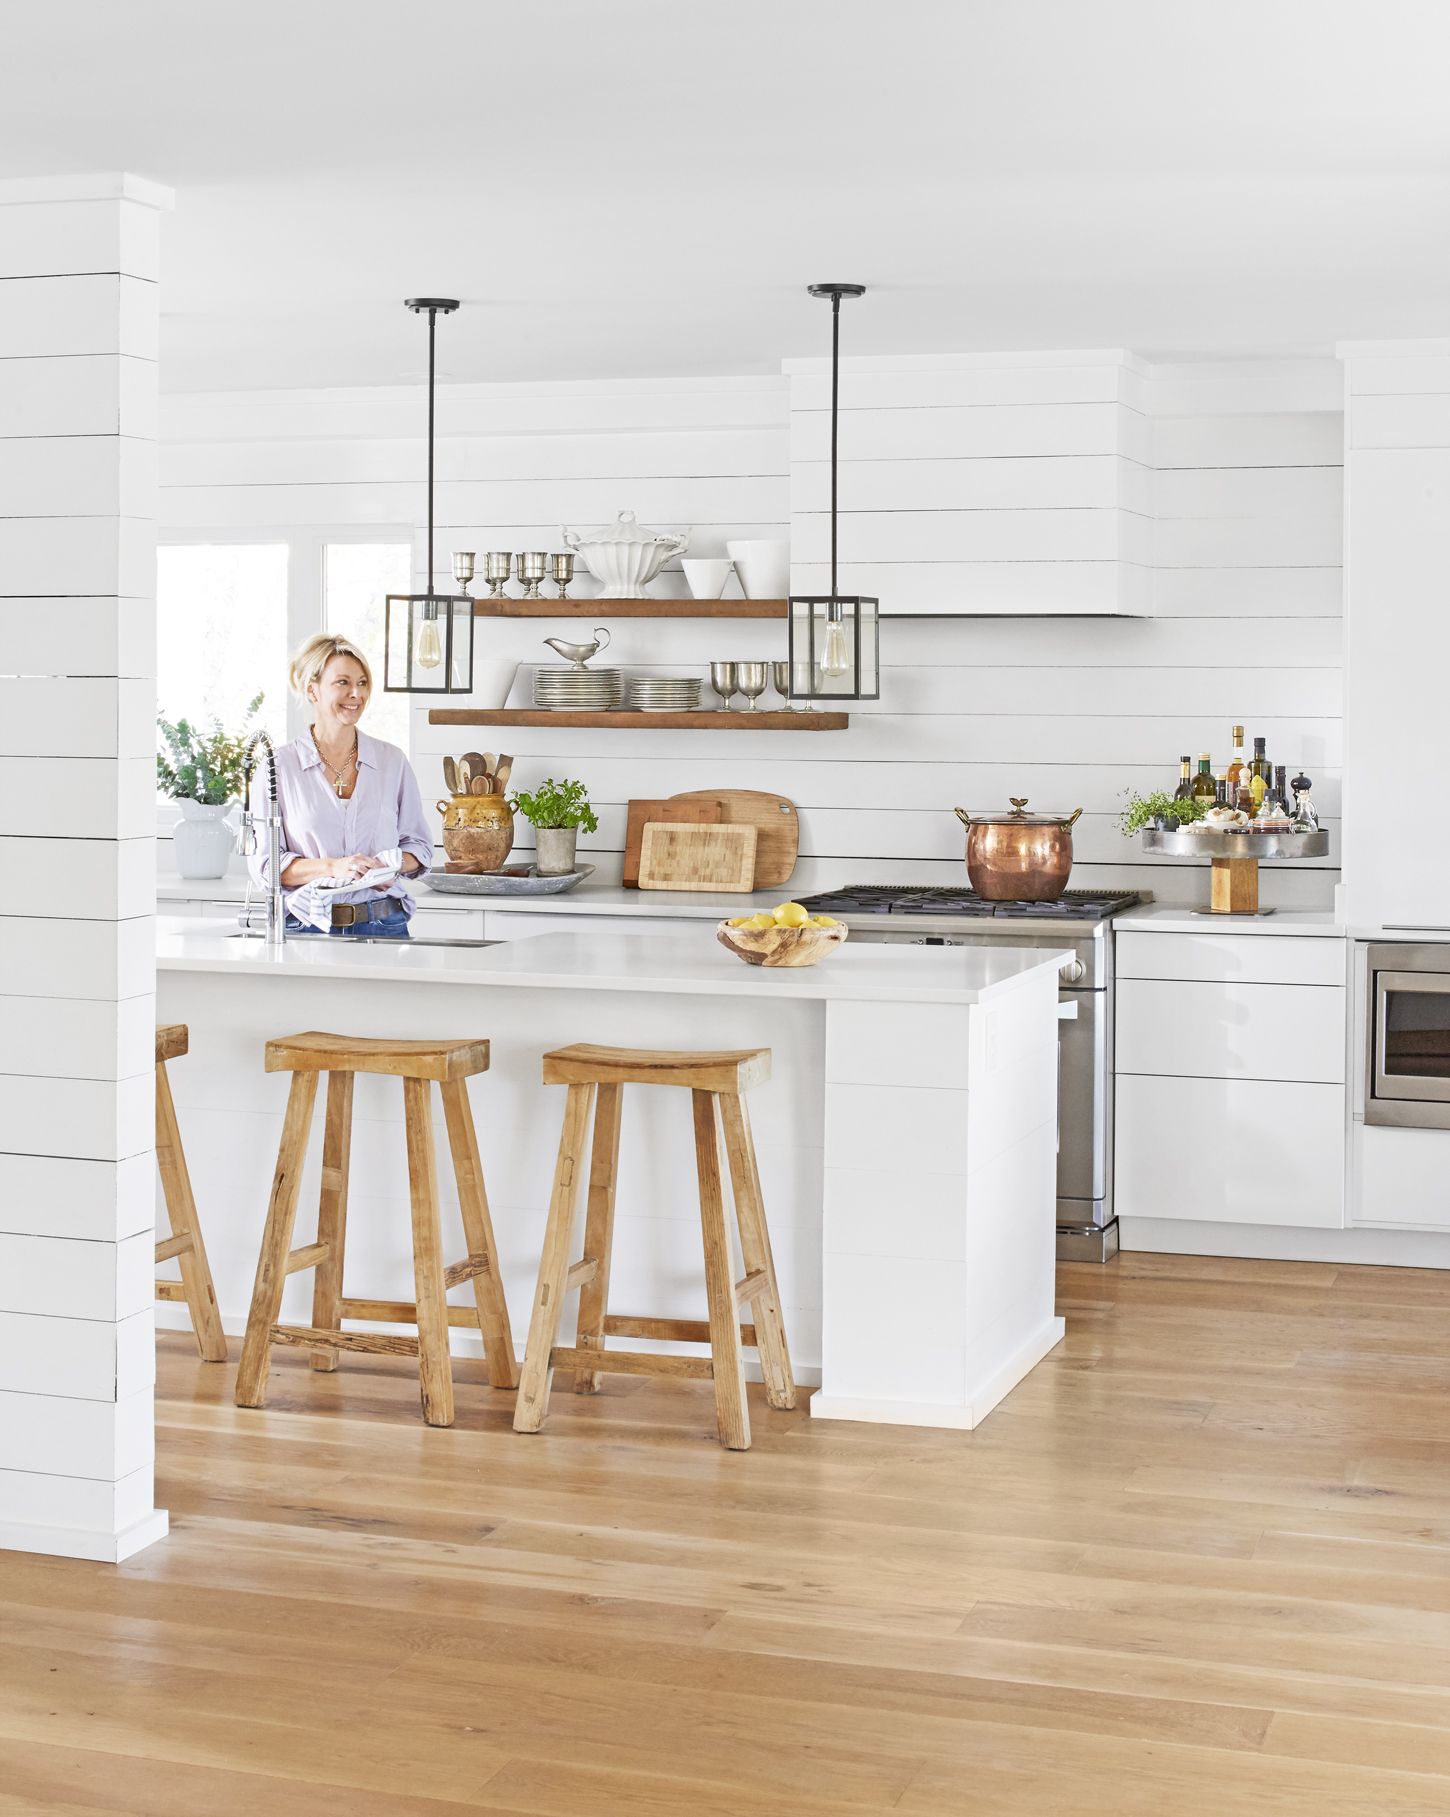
953, 798, 1084, 901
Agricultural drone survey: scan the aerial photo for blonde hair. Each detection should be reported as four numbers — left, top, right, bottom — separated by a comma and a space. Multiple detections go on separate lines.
289, 633, 373, 701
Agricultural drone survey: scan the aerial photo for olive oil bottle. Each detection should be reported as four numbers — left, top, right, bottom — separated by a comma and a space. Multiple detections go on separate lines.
1190, 754, 1217, 806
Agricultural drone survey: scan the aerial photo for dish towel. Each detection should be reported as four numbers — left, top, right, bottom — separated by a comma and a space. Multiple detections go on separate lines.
288, 850, 404, 932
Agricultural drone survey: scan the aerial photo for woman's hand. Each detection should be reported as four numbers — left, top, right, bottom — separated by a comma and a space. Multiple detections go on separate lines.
338, 852, 386, 880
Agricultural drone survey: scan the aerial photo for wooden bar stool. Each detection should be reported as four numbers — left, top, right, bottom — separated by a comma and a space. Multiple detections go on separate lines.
154, 1023, 227, 1362
235, 1032, 517, 1427
514, 1043, 795, 1451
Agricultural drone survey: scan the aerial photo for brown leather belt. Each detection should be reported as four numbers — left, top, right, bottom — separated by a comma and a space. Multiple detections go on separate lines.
330, 897, 406, 928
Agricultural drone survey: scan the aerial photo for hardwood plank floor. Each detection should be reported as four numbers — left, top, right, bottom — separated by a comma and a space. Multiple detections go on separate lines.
3, 1253, 1449, 1814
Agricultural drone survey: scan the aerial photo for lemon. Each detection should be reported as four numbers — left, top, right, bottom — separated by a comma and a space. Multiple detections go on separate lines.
774, 902, 810, 928
746, 913, 776, 931
810, 914, 838, 928
727, 916, 751, 928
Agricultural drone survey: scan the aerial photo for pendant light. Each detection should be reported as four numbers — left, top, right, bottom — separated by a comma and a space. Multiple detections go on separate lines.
383, 297, 475, 693
788, 282, 879, 702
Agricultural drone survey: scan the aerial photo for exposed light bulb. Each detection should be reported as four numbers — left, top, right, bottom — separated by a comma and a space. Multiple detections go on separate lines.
414, 614, 443, 670
821, 616, 852, 679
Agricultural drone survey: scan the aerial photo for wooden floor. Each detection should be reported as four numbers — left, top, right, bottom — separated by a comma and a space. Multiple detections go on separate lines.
3, 1253, 1450, 1815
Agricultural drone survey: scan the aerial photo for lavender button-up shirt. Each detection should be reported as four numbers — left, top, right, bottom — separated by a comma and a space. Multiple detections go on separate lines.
248, 731, 434, 917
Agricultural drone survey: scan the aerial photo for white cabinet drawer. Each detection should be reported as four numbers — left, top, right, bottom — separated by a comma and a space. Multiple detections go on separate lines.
1117, 931, 1346, 987
1118, 1074, 1345, 1227
1356, 1124, 1450, 1230
409, 904, 485, 940
483, 910, 701, 941
1117, 978, 1346, 1084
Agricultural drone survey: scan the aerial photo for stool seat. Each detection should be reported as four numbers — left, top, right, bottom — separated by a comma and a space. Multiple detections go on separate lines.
541, 1043, 770, 1094
239, 1027, 514, 1426
265, 1030, 489, 1083
156, 1023, 189, 1064
517, 1041, 793, 1450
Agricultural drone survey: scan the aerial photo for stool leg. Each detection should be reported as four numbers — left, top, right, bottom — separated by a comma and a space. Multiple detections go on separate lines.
309, 1070, 354, 1373
693, 1089, 750, 1451
572, 1081, 622, 1394
403, 1077, 454, 1428
236, 1070, 319, 1408
719, 1093, 796, 1412
440, 1077, 518, 1390
514, 1082, 595, 1434
154, 1057, 228, 1363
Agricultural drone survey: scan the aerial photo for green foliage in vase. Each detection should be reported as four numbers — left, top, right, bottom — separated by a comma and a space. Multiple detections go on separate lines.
157, 693, 265, 805
1118, 789, 1208, 837
510, 776, 600, 833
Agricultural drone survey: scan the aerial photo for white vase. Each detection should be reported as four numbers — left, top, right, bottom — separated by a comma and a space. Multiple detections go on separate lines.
172, 799, 237, 879
472, 659, 519, 709
534, 826, 578, 876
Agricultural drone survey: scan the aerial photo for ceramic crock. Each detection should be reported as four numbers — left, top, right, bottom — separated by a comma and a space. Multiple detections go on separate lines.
436, 793, 515, 871
953, 798, 1084, 901
172, 798, 238, 880
560, 509, 690, 599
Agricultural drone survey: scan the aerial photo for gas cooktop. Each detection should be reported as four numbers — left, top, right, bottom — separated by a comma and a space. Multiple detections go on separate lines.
796, 885, 1141, 922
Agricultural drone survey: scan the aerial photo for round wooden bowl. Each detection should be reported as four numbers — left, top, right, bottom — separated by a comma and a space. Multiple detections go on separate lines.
715, 921, 849, 968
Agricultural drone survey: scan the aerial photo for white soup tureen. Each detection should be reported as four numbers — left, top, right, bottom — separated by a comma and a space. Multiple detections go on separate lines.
561, 510, 690, 599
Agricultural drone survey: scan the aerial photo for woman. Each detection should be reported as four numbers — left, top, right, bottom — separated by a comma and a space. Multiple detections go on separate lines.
248, 633, 432, 937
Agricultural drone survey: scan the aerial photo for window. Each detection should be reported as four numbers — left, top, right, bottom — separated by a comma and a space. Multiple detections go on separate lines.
156, 544, 289, 743
324, 542, 411, 749
157, 532, 414, 768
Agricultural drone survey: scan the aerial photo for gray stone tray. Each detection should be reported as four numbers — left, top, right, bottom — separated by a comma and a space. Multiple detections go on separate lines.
423, 863, 596, 897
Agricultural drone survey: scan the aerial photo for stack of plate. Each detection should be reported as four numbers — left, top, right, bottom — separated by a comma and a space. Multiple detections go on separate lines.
532, 665, 626, 710
624, 675, 703, 712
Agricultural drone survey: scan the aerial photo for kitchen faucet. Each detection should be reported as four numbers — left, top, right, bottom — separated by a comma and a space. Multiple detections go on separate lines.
239, 731, 285, 949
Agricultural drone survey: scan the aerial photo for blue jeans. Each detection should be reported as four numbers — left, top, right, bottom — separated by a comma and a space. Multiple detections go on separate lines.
286, 915, 412, 939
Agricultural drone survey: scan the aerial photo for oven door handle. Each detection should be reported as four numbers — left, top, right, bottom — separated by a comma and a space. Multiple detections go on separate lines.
1056, 1000, 1079, 1020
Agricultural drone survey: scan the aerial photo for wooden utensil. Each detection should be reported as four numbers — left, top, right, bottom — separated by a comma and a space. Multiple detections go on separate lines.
623, 797, 724, 887
443, 756, 460, 794
462, 752, 488, 784
470, 776, 491, 796
638, 822, 757, 892
494, 755, 514, 794
669, 790, 798, 888
456, 756, 473, 793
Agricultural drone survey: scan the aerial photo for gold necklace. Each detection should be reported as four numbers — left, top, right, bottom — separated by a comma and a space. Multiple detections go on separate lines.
312, 728, 358, 798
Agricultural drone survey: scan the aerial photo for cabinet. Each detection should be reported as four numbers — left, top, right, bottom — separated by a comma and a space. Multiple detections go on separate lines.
1115, 930, 1348, 1229
483, 909, 704, 941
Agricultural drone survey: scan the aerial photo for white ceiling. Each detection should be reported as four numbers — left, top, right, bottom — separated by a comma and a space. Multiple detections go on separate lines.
5, 0, 1449, 391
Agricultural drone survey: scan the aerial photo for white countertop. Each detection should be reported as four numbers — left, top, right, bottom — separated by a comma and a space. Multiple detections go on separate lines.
157, 873, 790, 920
1116, 905, 1346, 938
156, 915, 1069, 1006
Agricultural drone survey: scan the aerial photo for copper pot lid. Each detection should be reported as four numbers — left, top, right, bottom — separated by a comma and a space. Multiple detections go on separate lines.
956, 797, 1084, 828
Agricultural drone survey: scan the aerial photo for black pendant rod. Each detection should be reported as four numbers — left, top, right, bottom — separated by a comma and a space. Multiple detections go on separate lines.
807, 283, 865, 607
405, 298, 459, 604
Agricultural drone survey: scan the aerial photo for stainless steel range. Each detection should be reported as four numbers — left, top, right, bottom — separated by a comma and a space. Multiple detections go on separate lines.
796, 885, 1140, 1263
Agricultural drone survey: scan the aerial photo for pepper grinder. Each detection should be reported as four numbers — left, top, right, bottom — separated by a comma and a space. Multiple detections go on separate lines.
1290, 773, 1319, 831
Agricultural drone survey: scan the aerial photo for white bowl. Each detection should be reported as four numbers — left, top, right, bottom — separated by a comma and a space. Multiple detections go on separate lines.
681, 558, 735, 599
725, 538, 789, 600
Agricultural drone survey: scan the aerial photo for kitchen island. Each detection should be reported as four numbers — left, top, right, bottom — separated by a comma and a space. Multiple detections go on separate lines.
156, 918, 1068, 1429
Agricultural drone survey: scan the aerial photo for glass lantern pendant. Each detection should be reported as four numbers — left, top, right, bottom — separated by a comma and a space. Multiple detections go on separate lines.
788, 282, 880, 703
383, 298, 475, 694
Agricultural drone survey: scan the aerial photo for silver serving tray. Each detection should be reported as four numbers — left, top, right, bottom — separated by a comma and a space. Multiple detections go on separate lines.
1141, 828, 1329, 860
422, 863, 595, 897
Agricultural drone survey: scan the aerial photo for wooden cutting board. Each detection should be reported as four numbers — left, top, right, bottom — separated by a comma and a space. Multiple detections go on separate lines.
638, 822, 758, 893
623, 796, 723, 887
669, 790, 799, 888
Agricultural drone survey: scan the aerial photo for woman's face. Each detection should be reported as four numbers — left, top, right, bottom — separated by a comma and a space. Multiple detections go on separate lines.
311, 653, 370, 730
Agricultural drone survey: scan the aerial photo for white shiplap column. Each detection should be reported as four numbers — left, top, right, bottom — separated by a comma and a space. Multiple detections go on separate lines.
0, 173, 172, 1562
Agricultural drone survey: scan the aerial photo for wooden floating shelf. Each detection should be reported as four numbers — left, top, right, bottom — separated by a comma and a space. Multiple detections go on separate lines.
427, 708, 849, 731
471, 597, 788, 619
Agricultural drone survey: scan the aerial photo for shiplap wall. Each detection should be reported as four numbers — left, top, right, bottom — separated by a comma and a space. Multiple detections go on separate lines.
160, 356, 1343, 908
0, 175, 168, 1563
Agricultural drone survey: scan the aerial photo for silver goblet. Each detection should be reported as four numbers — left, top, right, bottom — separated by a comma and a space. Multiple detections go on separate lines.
735, 660, 769, 711
708, 660, 739, 712
483, 551, 513, 599
517, 551, 548, 600
551, 552, 576, 598
451, 551, 476, 594
770, 661, 794, 710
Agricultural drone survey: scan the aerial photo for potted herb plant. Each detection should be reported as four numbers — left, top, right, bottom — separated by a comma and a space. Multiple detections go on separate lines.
157, 693, 264, 879
511, 777, 598, 876
1118, 789, 1209, 837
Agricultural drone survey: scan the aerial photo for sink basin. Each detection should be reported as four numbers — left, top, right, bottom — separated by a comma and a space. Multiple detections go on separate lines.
227, 933, 498, 949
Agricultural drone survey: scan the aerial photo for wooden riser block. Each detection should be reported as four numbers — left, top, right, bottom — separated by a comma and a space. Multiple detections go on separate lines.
1210, 856, 1260, 914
